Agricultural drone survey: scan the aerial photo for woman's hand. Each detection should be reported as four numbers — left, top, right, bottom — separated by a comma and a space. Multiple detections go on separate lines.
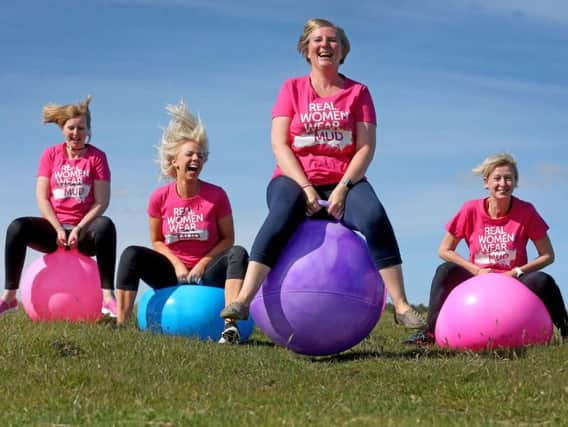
174, 264, 190, 284
327, 185, 348, 219
187, 259, 208, 284
303, 186, 323, 216
55, 228, 68, 248
67, 226, 81, 248
475, 267, 492, 275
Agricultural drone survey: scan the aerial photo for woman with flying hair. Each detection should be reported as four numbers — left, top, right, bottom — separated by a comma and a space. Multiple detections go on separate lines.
405, 153, 568, 345
0, 96, 118, 317
115, 101, 248, 344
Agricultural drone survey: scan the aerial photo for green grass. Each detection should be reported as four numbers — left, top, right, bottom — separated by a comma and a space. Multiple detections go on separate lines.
1, 307, 568, 426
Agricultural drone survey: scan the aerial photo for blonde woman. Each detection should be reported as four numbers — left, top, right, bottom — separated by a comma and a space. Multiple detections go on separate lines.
1, 96, 117, 317
115, 101, 248, 344
221, 18, 425, 329
406, 153, 568, 345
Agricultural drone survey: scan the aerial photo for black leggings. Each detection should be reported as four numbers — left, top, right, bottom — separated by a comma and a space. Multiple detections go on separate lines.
426, 262, 568, 336
116, 245, 249, 291
4, 216, 116, 290
250, 176, 402, 269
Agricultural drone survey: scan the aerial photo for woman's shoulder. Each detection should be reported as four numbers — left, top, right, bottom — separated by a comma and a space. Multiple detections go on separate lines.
199, 180, 227, 196
511, 196, 539, 213
86, 144, 108, 158
150, 181, 174, 198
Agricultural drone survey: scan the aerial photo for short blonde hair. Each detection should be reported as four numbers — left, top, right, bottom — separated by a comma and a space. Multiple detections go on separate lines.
297, 18, 351, 65
158, 100, 208, 179
472, 153, 519, 186
42, 96, 92, 130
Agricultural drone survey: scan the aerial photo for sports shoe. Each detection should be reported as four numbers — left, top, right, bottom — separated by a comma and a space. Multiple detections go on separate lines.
220, 301, 249, 320
0, 299, 18, 316
394, 307, 427, 329
218, 321, 241, 344
101, 298, 118, 318
403, 330, 435, 346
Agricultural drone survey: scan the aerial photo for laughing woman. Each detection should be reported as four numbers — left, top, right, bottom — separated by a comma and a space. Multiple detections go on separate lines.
1, 96, 117, 317
115, 101, 248, 344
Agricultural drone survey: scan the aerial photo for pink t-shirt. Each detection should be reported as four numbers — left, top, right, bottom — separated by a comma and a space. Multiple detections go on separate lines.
446, 197, 548, 272
271, 75, 377, 185
148, 181, 232, 268
37, 143, 111, 225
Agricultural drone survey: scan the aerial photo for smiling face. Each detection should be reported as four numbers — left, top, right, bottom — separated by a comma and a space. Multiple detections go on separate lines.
61, 116, 89, 149
306, 26, 343, 69
171, 140, 206, 180
484, 165, 517, 200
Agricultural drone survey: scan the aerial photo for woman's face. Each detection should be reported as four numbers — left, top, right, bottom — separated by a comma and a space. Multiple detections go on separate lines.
485, 165, 516, 200
306, 26, 342, 69
172, 140, 206, 180
62, 116, 89, 149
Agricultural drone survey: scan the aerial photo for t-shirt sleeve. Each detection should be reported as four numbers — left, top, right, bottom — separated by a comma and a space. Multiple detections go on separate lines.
147, 189, 162, 218
445, 202, 473, 240
216, 188, 232, 219
526, 204, 549, 241
272, 80, 295, 118
93, 151, 111, 181
353, 85, 377, 125
37, 147, 53, 178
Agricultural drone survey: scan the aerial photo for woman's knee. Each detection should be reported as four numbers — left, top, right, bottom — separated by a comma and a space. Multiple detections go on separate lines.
90, 216, 116, 236
119, 245, 144, 268
6, 217, 31, 241
228, 245, 249, 266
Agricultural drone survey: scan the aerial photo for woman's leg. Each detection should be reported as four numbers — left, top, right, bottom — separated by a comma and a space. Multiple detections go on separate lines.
426, 262, 472, 333
202, 246, 249, 343
2, 217, 57, 304
341, 180, 424, 327
520, 272, 568, 337
115, 245, 178, 324
221, 177, 306, 319
77, 216, 117, 305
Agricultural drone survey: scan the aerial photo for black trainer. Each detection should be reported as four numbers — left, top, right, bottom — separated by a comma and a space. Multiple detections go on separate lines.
218, 321, 241, 344
403, 330, 435, 346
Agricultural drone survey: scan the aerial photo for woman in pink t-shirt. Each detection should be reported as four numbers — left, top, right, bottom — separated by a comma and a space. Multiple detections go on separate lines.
406, 153, 568, 345
221, 18, 426, 329
0, 97, 118, 317
115, 101, 248, 344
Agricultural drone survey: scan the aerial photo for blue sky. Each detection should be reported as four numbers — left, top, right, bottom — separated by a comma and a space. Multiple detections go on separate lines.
1, 0, 567, 305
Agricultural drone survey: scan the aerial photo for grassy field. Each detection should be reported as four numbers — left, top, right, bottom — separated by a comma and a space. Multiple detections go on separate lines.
1, 306, 567, 426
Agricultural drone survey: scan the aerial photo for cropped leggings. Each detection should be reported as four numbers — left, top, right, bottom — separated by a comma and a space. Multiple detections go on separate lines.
426, 262, 568, 336
4, 216, 116, 290
116, 245, 249, 291
250, 176, 402, 269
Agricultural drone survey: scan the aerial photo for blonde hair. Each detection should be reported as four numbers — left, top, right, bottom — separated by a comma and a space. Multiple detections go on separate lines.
158, 100, 209, 179
472, 153, 519, 186
297, 18, 351, 65
42, 96, 92, 130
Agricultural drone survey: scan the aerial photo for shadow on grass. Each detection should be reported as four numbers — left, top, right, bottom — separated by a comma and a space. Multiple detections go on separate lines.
306, 345, 530, 363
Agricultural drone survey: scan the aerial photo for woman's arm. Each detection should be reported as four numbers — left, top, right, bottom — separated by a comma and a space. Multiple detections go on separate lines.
36, 177, 67, 246
327, 122, 376, 219
506, 233, 555, 277
272, 116, 321, 215
186, 215, 236, 283
438, 232, 489, 275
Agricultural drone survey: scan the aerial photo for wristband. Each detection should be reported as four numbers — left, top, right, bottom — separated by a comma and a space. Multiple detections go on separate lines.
301, 183, 313, 189
340, 178, 353, 189
513, 267, 524, 278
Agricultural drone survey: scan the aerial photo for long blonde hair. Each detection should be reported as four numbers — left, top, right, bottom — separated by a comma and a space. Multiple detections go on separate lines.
158, 100, 208, 179
42, 96, 92, 130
